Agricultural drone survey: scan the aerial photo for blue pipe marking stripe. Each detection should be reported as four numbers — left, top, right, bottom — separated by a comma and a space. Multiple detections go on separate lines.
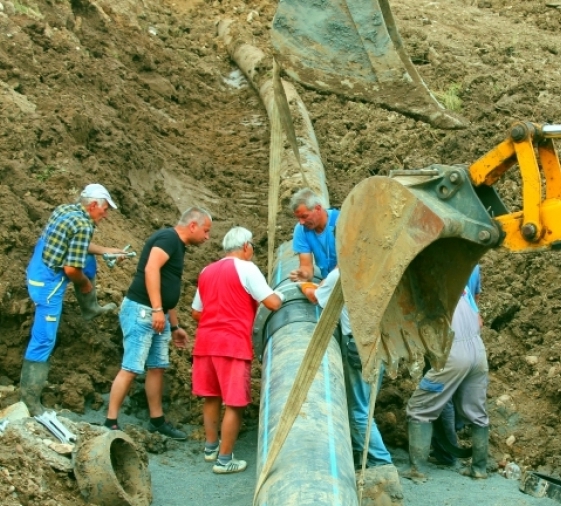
262, 333, 272, 462
322, 352, 341, 506
261, 307, 341, 505
275, 243, 284, 286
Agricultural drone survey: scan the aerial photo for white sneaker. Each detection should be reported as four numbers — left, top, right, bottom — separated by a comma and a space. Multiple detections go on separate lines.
204, 444, 219, 462
212, 455, 247, 474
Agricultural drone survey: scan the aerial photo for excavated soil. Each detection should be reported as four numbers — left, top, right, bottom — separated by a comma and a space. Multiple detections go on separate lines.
1, 0, 561, 503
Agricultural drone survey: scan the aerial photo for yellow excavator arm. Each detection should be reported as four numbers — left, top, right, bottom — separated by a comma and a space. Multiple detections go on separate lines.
337, 122, 561, 383
469, 122, 561, 250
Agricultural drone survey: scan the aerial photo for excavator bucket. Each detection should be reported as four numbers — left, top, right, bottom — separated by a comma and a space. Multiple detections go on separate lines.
336, 166, 501, 383
271, 0, 467, 130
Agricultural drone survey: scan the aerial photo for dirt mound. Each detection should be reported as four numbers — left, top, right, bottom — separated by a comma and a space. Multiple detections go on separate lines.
1, 0, 561, 503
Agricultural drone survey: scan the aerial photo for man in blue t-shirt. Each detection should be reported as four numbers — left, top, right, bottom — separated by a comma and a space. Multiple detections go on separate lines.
289, 188, 339, 281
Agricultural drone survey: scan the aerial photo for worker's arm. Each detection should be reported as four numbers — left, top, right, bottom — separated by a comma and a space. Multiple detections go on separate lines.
300, 282, 319, 304
191, 288, 203, 322
88, 243, 128, 255
144, 247, 170, 333
289, 253, 314, 281
63, 266, 92, 293
241, 263, 284, 310
261, 292, 283, 311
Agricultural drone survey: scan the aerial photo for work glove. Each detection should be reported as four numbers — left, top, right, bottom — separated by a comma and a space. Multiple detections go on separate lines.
298, 282, 318, 303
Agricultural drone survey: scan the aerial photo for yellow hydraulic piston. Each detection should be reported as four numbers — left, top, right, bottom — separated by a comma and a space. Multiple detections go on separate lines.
337, 122, 561, 383
469, 122, 561, 250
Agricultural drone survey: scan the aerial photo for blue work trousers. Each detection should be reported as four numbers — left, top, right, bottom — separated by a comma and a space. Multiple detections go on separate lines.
25, 238, 96, 362
343, 337, 392, 467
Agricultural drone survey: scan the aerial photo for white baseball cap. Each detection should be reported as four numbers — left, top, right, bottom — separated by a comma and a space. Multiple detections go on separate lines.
81, 183, 118, 209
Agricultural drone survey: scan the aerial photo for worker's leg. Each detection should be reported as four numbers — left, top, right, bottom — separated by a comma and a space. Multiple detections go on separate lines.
144, 320, 185, 439
344, 356, 391, 467
202, 397, 222, 445
430, 400, 457, 465
407, 334, 473, 422
25, 255, 68, 363
455, 334, 490, 479
24, 288, 65, 362
193, 356, 223, 460
219, 405, 244, 456
145, 368, 165, 418
106, 369, 137, 419
106, 298, 157, 425
23, 249, 68, 414
405, 338, 470, 482
74, 254, 117, 320
454, 335, 489, 428
211, 357, 250, 474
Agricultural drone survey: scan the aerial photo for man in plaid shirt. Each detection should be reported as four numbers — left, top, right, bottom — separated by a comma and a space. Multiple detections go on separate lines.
22, 183, 125, 415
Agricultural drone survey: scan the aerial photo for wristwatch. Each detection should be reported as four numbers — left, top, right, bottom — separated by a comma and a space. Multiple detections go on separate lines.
170, 325, 180, 332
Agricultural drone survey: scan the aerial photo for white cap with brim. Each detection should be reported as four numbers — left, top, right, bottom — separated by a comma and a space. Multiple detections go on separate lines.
81, 183, 118, 209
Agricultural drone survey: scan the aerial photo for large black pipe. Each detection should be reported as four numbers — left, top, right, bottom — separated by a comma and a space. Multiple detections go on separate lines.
252, 242, 358, 505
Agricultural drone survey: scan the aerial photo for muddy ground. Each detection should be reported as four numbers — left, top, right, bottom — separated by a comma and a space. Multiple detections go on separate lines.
1, 0, 561, 504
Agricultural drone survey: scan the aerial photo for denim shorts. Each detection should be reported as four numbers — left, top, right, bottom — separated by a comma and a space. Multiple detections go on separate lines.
119, 297, 171, 374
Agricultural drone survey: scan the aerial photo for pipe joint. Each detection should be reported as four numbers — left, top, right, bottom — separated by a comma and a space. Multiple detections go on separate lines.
253, 284, 320, 361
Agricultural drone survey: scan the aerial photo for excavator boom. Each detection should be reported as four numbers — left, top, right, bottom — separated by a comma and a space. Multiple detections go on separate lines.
271, 0, 467, 130
337, 123, 561, 382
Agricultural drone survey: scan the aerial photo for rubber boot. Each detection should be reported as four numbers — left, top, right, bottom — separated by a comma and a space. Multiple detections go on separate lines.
461, 425, 489, 479
402, 420, 432, 483
20, 360, 50, 416
74, 277, 117, 321
430, 402, 457, 466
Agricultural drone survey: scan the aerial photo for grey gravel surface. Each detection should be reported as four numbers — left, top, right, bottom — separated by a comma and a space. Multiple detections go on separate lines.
68, 400, 559, 506
149, 427, 257, 506
150, 430, 559, 506
148, 427, 559, 506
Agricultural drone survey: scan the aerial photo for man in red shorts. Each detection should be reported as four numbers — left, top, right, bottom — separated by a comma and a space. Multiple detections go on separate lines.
191, 226, 283, 474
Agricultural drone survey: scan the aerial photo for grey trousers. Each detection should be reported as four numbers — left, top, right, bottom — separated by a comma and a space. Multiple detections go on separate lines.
407, 333, 489, 427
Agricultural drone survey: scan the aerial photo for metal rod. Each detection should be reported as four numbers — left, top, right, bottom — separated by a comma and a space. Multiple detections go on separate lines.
543, 124, 561, 138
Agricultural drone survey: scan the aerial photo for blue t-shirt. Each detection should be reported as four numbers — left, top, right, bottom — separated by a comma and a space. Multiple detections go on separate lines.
292, 209, 339, 278
462, 285, 479, 313
467, 265, 481, 300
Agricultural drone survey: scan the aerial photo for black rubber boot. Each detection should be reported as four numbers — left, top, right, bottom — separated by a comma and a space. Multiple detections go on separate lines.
74, 277, 117, 321
20, 360, 50, 416
430, 401, 457, 466
403, 420, 432, 483
461, 425, 489, 479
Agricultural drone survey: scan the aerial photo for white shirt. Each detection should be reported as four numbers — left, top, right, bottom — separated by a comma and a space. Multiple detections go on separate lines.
314, 268, 352, 335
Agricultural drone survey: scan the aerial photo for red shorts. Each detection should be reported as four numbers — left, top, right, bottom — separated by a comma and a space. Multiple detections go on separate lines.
192, 356, 251, 407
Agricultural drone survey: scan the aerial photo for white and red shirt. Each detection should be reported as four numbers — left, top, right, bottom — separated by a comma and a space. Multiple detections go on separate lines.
192, 257, 274, 360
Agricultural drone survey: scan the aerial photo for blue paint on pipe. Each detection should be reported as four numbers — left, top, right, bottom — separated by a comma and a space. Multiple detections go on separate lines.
262, 334, 272, 462
322, 353, 342, 506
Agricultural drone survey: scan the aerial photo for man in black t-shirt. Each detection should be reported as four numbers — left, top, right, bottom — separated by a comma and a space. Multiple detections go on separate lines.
104, 206, 212, 437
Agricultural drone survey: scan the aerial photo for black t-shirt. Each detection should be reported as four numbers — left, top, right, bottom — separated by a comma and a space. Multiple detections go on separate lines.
127, 228, 186, 312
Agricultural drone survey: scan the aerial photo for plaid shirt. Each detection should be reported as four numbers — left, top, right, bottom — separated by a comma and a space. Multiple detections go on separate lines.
40, 203, 95, 270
